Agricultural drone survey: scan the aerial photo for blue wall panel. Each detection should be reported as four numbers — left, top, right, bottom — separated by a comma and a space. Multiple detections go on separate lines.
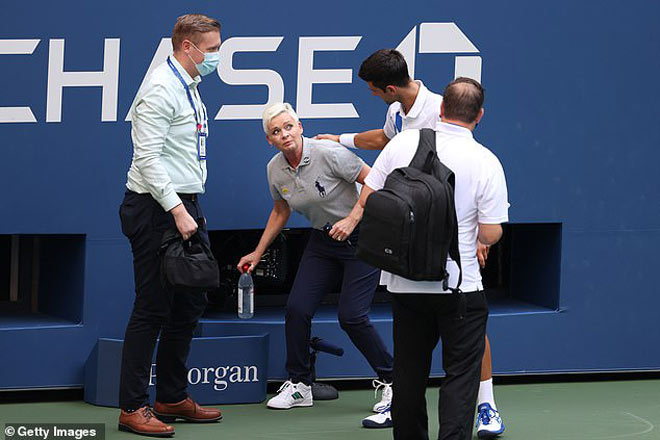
1, 0, 659, 388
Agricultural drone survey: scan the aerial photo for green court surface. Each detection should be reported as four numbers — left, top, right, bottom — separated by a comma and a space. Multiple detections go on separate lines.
1, 379, 659, 440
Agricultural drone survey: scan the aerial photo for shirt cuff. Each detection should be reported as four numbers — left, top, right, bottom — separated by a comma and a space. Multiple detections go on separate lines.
478, 215, 509, 224
339, 133, 358, 149
157, 190, 183, 212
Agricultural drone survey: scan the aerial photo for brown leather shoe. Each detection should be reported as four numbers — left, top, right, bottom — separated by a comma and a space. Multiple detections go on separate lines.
154, 397, 222, 423
118, 406, 175, 437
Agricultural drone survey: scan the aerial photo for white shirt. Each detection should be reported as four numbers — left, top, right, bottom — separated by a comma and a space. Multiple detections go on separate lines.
365, 122, 510, 293
126, 56, 208, 211
382, 80, 443, 139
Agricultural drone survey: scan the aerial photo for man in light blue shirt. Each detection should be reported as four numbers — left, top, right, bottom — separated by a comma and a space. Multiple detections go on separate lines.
126, 52, 208, 214
118, 14, 222, 437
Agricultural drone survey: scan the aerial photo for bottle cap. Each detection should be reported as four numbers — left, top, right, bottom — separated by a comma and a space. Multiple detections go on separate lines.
242, 263, 251, 273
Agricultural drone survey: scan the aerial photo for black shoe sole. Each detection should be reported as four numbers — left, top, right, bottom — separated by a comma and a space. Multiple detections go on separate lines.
362, 421, 393, 429
153, 412, 223, 423
477, 429, 505, 438
118, 424, 175, 437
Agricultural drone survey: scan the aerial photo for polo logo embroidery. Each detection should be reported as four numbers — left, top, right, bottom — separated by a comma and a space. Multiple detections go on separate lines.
282, 187, 289, 195
315, 179, 326, 198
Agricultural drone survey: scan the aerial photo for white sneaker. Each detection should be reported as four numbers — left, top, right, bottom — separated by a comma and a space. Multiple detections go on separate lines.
476, 403, 505, 438
372, 379, 393, 413
266, 381, 313, 409
362, 405, 393, 429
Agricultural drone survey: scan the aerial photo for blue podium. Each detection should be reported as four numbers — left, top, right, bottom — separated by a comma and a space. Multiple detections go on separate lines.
84, 335, 269, 407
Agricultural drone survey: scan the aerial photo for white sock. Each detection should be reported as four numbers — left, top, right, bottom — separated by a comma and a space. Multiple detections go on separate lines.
478, 378, 497, 410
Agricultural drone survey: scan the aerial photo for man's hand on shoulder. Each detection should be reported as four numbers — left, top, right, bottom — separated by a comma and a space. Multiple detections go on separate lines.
314, 134, 340, 143
170, 203, 198, 240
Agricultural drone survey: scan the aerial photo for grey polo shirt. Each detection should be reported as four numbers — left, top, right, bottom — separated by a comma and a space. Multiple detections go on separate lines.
267, 137, 364, 230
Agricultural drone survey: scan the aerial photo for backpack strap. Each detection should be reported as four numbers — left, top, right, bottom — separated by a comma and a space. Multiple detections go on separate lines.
409, 128, 437, 174
412, 129, 464, 305
446, 172, 464, 317
448, 221, 462, 290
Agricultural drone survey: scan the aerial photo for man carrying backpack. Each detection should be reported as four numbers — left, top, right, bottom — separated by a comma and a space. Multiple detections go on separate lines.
352, 77, 509, 440
317, 50, 506, 437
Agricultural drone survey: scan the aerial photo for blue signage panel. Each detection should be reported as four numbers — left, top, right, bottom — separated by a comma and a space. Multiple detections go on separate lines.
1, 0, 660, 389
84, 336, 269, 407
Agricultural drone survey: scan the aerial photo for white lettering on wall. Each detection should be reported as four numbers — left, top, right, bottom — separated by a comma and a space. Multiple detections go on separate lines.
396, 28, 417, 80
454, 56, 482, 83
125, 38, 173, 121
244, 365, 258, 382
46, 38, 120, 122
296, 36, 361, 119
397, 23, 482, 82
214, 366, 228, 391
0, 39, 40, 123
150, 364, 259, 392
188, 367, 202, 385
0, 23, 482, 124
215, 37, 285, 120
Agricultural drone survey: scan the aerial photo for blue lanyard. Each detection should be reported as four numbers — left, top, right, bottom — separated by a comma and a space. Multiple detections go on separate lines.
167, 56, 207, 131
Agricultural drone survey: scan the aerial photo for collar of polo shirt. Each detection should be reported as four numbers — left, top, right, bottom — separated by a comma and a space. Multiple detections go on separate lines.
282, 137, 312, 171
436, 121, 474, 138
404, 80, 430, 119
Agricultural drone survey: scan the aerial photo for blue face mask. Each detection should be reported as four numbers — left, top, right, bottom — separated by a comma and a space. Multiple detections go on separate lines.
189, 42, 220, 76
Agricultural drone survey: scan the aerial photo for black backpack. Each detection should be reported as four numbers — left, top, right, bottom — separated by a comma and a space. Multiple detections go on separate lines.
356, 128, 462, 288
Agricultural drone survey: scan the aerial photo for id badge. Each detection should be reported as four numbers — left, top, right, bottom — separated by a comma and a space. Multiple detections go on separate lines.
198, 131, 207, 160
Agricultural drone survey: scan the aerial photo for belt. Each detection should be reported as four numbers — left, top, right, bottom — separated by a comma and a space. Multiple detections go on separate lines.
178, 193, 198, 201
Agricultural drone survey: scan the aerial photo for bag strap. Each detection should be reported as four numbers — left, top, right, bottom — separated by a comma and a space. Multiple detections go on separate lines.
191, 233, 216, 260
448, 223, 462, 291
159, 229, 215, 258
410, 129, 463, 296
159, 228, 181, 255
409, 128, 437, 174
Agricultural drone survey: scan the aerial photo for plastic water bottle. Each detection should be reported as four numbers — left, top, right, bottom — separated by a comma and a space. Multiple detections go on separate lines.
238, 264, 254, 319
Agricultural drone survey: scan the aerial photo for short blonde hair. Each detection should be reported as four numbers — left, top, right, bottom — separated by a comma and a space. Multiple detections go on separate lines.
262, 102, 300, 134
172, 14, 221, 50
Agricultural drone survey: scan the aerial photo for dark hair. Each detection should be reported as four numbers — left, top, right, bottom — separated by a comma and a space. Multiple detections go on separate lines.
442, 77, 484, 123
358, 49, 411, 91
172, 14, 221, 49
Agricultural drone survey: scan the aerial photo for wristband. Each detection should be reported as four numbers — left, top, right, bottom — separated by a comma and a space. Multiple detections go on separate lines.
339, 133, 358, 149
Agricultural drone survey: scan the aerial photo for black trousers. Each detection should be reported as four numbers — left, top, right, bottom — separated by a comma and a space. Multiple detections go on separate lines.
391, 291, 488, 440
118, 191, 208, 410
285, 229, 393, 385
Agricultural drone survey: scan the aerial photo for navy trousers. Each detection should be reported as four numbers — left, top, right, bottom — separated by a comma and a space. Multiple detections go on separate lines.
118, 191, 208, 410
285, 228, 393, 385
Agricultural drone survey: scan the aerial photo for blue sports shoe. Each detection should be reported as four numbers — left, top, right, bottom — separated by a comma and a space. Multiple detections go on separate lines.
476, 403, 505, 438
